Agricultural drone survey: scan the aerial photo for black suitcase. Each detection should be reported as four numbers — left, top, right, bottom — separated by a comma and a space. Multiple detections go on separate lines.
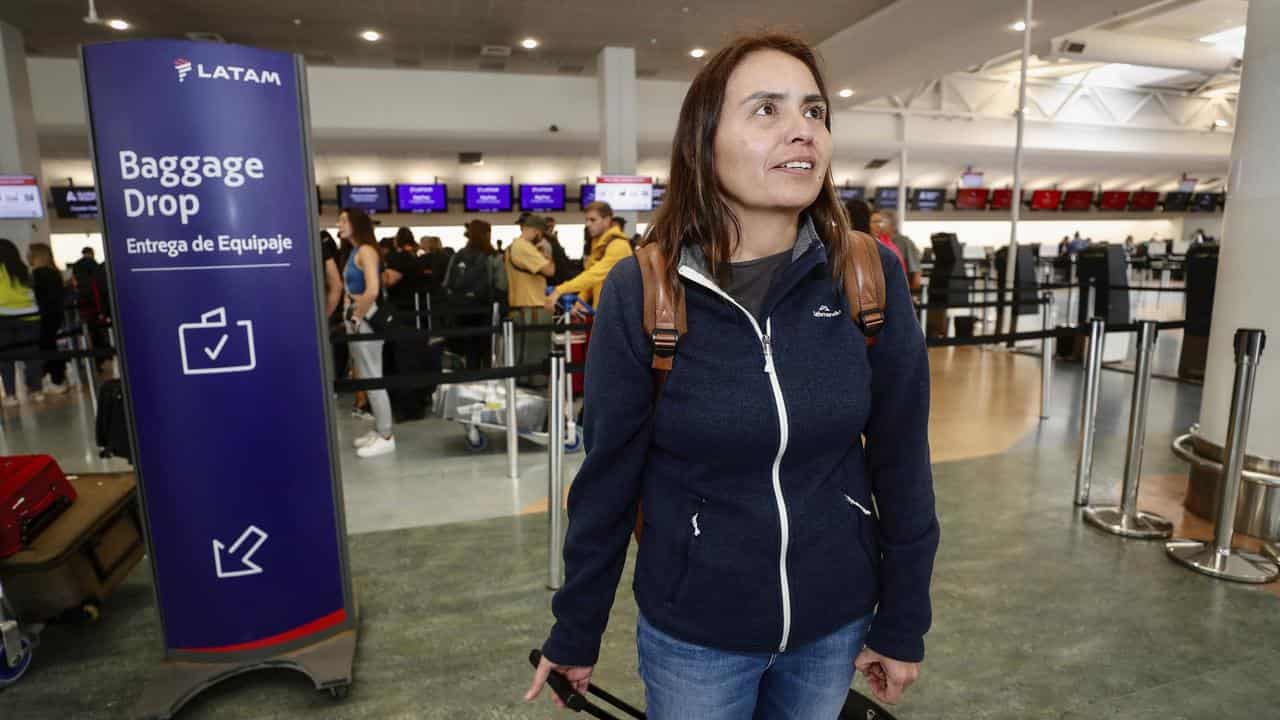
94, 380, 132, 463
529, 650, 900, 720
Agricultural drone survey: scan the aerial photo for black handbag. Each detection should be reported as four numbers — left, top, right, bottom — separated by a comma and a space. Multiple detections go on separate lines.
365, 303, 398, 334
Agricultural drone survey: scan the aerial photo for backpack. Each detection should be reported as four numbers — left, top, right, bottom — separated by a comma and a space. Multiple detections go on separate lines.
445, 249, 494, 303
490, 253, 508, 297
631, 230, 888, 541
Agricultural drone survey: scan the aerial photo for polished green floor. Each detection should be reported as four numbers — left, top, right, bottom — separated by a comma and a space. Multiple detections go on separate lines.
4, 434, 1278, 719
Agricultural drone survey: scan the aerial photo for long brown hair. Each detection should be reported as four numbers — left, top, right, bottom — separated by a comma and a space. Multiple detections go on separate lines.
464, 220, 495, 255
341, 208, 377, 247
645, 33, 851, 287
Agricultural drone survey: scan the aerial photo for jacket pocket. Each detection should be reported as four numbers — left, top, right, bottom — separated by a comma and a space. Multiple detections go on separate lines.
664, 496, 705, 606
841, 491, 880, 573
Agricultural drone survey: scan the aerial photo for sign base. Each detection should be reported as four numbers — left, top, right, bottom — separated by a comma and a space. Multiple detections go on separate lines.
133, 626, 358, 719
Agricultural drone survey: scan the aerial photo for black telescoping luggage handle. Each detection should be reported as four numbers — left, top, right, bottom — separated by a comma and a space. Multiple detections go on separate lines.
527, 649, 900, 720
528, 649, 646, 719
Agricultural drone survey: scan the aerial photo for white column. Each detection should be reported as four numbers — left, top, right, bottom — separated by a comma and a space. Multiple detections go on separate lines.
0, 21, 49, 253
597, 47, 639, 226
1198, 1, 1280, 459
1004, 0, 1032, 335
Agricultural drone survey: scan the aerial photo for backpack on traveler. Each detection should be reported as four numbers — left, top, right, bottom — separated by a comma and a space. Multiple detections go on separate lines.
444, 248, 495, 304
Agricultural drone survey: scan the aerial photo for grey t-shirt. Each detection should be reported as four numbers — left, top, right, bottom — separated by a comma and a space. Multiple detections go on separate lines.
726, 248, 793, 322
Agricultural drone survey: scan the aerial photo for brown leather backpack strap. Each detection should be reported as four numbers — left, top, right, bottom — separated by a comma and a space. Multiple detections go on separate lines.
636, 243, 686, 382
844, 230, 887, 345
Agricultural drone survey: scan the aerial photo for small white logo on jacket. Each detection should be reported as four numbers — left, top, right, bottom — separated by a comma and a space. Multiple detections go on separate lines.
813, 305, 842, 318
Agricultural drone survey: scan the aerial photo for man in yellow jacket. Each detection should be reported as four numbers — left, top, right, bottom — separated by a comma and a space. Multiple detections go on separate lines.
545, 201, 633, 311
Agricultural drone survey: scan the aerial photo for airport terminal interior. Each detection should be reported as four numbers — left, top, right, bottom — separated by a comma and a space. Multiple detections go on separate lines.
0, 1, 1279, 719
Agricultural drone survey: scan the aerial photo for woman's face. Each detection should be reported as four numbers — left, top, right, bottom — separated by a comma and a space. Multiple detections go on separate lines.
713, 50, 832, 219
336, 212, 351, 241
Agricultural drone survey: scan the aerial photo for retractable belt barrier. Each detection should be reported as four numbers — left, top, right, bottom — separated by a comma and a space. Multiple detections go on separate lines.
333, 322, 591, 344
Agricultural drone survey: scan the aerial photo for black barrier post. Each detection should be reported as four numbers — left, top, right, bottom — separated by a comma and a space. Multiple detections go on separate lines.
1082, 321, 1174, 538
1166, 329, 1279, 583
1074, 318, 1106, 505
1040, 293, 1055, 420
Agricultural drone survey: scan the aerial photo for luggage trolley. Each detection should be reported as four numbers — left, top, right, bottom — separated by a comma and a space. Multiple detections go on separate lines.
0, 472, 145, 690
433, 293, 592, 453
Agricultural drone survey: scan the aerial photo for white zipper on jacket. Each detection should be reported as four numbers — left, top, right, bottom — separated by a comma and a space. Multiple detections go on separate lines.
678, 265, 794, 652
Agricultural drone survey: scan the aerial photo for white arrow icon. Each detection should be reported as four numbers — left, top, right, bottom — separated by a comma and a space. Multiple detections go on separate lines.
212, 525, 269, 579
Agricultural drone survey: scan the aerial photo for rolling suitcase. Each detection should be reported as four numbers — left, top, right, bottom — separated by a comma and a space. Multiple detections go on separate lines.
529, 650, 900, 720
0, 473, 144, 623
0, 456, 78, 559
95, 379, 132, 462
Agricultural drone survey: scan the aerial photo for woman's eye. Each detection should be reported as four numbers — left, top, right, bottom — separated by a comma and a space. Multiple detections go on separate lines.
754, 102, 776, 116
806, 105, 827, 120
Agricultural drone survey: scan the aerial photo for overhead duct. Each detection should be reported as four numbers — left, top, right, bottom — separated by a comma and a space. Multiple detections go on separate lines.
1049, 30, 1241, 75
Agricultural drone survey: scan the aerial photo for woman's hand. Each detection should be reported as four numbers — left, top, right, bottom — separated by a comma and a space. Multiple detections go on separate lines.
854, 647, 919, 705
524, 654, 593, 709
544, 290, 562, 312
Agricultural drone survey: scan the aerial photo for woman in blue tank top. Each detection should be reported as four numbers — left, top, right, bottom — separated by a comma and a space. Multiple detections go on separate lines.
339, 208, 395, 458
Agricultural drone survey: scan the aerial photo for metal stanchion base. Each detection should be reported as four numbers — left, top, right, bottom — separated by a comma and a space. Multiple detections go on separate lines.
1164, 539, 1280, 584
1262, 542, 1279, 565
1082, 506, 1174, 539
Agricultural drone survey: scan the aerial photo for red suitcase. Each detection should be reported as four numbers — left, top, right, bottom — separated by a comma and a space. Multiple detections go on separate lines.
0, 456, 78, 559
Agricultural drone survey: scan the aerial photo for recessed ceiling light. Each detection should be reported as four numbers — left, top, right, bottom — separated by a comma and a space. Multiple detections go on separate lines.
107, 19, 130, 31
838, 88, 854, 98
361, 30, 382, 42
689, 48, 707, 59
1010, 20, 1027, 32
1214, 119, 1230, 128
521, 38, 539, 50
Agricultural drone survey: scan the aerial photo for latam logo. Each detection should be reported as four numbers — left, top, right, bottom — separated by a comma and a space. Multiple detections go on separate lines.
173, 58, 283, 87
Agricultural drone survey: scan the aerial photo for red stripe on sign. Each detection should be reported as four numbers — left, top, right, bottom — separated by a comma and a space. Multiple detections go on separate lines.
596, 175, 651, 184
182, 609, 347, 654
0, 176, 36, 186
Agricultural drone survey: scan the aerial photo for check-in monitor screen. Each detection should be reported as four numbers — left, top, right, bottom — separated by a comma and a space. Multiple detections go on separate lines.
912, 188, 946, 211
874, 187, 900, 209
519, 184, 566, 212
954, 188, 988, 210
395, 184, 448, 213
337, 184, 392, 213
1099, 191, 1130, 211
465, 184, 513, 213
0, 176, 44, 219
51, 186, 99, 219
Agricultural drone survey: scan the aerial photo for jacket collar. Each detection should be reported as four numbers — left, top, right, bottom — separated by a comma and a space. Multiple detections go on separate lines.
678, 214, 826, 279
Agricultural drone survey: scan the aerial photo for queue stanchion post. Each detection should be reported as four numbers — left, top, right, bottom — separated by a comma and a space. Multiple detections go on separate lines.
503, 319, 519, 482
489, 301, 501, 367
107, 324, 120, 379
413, 292, 422, 331
1082, 321, 1173, 538
1166, 329, 1279, 583
918, 282, 928, 331
1039, 293, 1055, 420
547, 349, 567, 591
1074, 317, 1106, 506
79, 323, 100, 413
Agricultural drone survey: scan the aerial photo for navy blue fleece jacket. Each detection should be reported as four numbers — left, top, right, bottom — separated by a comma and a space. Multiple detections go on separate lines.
542, 218, 939, 666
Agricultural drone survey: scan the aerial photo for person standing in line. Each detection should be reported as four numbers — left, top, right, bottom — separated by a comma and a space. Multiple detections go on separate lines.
443, 220, 501, 370
506, 213, 557, 386
28, 243, 69, 396
0, 239, 41, 406
874, 209, 921, 289
545, 201, 633, 311
542, 216, 574, 286
869, 210, 908, 281
845, 198, 874, 234
527, 33, 936, 718
340, 209, 396, 458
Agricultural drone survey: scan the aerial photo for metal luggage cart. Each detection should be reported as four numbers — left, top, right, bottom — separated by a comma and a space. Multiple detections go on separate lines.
0, 473, 144, 690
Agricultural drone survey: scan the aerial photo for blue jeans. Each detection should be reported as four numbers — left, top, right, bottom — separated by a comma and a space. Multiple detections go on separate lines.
637, 612, 871, 720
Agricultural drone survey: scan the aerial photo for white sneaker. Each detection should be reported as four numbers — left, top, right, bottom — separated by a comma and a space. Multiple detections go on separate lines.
353, 430, 378, 449
46, 382, 69, 396
1, 396, 17, 408
356, 434, 396, 458
30, 392, 45, 403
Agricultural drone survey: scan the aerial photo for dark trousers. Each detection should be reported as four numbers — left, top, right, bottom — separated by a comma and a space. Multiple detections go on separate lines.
39, 314, 66, 385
